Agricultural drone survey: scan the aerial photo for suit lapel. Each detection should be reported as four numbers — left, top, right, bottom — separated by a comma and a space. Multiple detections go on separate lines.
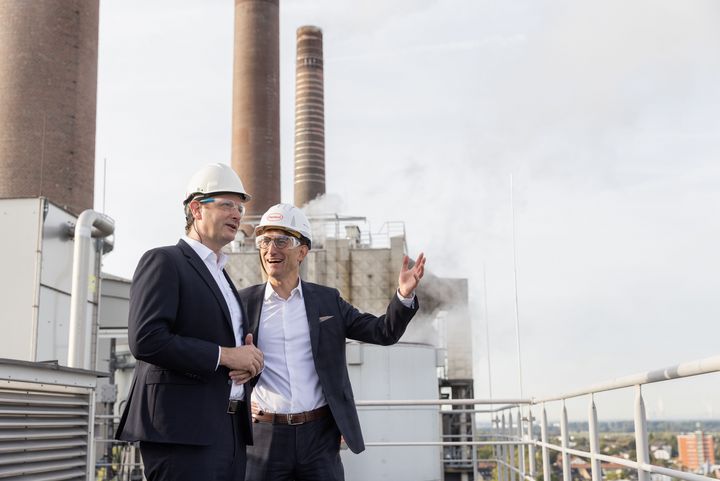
178, 240, 233, 332
246, 284, 264, 340
302, 281, 320, 355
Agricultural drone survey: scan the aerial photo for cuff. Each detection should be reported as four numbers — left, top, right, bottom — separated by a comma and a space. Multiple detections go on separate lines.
396, 289, 416, 308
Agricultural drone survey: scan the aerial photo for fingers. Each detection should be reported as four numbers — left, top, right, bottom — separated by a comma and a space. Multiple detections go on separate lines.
414, 252, 426, 279
401, 254, 409, 272
245, 333, 254, 346
229, 369, 253, 385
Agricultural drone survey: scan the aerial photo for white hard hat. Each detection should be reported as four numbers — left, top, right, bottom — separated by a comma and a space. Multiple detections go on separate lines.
256, 203, 312, 248
183, 163, 251, 205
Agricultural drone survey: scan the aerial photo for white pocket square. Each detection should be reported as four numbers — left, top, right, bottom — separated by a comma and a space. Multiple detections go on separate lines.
319, 315, 334, 323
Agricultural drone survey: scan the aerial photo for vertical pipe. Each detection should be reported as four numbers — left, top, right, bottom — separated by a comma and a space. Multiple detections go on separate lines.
589, 394, 602, 481
541, 404, 551, 481
527, 407, 536, 477
560, 400, 571, 481
68, 210, 114, 368
231, 0, 280, 216
634, 385, 650, 481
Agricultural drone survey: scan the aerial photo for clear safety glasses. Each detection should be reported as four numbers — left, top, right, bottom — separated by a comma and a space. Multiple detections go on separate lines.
255, 234, 302, 250
198, 197, 245, 216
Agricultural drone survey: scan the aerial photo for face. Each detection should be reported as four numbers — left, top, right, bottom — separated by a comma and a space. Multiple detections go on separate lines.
189, 193, 245, 253
258, 228, 308, 283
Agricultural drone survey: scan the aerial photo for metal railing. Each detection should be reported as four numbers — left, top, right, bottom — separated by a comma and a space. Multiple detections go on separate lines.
355, 354, 720, 481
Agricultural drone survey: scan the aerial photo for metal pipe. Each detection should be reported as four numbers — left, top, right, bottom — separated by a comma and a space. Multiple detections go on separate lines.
67, 209, 114, 368
356, 398, 531, 407
536, 354, 720, 403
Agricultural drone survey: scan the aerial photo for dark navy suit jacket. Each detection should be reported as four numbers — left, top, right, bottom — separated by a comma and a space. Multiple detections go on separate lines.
239, 280, 418, 454
116, 240, 253, 445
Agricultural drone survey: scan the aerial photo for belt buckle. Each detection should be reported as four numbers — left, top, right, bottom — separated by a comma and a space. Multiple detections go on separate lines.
227, 400, 239, 415
286, 413, 303, 425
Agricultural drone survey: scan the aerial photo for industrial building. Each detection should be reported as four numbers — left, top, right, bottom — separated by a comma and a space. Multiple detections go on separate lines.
1, 2, 718, 481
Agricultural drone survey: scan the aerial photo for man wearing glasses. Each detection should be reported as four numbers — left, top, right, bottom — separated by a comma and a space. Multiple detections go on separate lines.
232, 203, 426, 481
116, 163, 264, 481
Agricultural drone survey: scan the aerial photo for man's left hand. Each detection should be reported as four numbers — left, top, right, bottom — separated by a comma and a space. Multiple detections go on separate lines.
398, 252, 426, 298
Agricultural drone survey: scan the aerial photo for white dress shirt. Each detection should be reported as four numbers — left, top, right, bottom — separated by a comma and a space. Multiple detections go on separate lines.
252, 279, 416, 414
182, 236, 245, 400
252, 281, 326, 414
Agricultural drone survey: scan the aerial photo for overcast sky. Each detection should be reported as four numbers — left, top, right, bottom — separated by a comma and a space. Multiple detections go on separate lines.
95, 0, 720, 420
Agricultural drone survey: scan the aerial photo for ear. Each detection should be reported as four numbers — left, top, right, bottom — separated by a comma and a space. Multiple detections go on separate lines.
297, 245, 309, 263
189, 200, 202, 219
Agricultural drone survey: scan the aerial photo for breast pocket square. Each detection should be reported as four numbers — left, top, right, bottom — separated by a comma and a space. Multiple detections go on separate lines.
319, 315, 334, 323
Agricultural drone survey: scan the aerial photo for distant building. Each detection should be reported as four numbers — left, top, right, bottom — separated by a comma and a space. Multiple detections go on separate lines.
652, 449, 671, 461
677, 430, 715, 472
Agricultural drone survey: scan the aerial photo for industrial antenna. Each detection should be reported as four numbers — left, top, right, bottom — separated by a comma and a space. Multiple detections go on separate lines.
510, 174, 524, 398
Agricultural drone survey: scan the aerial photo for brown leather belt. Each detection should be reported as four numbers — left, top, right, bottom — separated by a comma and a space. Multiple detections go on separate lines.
252, 405, 330, 425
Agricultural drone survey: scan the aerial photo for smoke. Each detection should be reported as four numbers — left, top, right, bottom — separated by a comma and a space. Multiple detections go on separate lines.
301, 193, 345, 216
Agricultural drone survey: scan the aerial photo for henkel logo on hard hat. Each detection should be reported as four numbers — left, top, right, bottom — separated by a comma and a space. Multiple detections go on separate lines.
267, 213, 284, 222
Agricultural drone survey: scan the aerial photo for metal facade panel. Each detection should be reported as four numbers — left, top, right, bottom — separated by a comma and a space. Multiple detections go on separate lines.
343, 343, 441, 481
0, 198, 42, 361
35, 286, 70, 364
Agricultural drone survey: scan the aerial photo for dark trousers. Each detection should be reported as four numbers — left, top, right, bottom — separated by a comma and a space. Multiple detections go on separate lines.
245, 415, 344, 481
140, 412, 247, 481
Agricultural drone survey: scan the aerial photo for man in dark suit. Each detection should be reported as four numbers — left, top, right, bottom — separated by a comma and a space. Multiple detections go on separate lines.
231, 203, 426, 481
116, 163, 264, 481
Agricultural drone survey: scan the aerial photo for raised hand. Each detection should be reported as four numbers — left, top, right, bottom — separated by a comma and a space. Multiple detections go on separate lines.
398, 252, 426, 298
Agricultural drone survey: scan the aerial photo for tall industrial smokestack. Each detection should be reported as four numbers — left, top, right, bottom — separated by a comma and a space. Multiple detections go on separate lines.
293, 26, 326, 208
231, 0, 280, 216
0, 0, 99, 215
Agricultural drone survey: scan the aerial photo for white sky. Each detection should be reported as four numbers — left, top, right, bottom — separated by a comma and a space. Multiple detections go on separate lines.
95, 0, 720, 420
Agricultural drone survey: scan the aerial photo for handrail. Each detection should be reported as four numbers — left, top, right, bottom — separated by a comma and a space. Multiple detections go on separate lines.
535, 354, 720, 402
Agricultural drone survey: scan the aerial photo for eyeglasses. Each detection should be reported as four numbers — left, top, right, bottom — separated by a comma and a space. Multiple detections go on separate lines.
198, 197, 245, 216
255, 234, 302, 250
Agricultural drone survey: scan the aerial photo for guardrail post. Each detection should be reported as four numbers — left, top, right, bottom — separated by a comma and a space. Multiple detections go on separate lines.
518, 406, 526, 478
560, 400, 571, 481
502, 413, 509, 481
589, 394, 602, 481
471, 405, 478, 481
634, 385, 650, 481
541, 403, 550, 481
509, 411, 517, 481
527, 406, 536, 478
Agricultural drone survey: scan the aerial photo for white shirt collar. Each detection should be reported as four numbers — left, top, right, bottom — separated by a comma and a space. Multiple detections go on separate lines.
264, 278, 304, 301
182, 235, 228, 269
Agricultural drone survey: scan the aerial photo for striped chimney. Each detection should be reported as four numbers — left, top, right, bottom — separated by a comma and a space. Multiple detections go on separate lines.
293, 26, 326, 208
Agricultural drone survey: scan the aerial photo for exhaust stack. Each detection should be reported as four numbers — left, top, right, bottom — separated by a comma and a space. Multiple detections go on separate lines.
0, 0, 100, 215
293, 26, 326, 208
231, 0, 281, 216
